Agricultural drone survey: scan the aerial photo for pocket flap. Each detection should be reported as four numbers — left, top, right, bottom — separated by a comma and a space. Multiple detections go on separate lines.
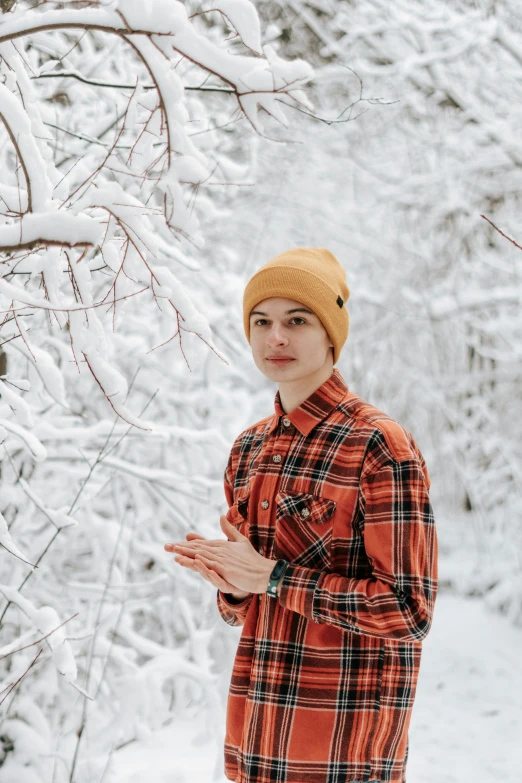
276, 491, 336, 524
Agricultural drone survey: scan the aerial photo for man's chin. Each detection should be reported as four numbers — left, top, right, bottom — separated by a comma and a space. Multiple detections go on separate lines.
258, 358, 298, 379
266, 361, 314, 381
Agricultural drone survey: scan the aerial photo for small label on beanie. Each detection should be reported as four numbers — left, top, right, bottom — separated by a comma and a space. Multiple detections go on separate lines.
336, 295, 344, 308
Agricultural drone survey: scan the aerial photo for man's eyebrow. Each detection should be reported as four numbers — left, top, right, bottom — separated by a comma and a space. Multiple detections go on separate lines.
250, 308, 315, 317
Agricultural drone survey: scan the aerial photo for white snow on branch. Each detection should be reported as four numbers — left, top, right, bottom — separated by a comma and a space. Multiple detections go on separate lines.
0, 84, 53, 212
4, 340, 69, 409
0, 510, 33, 566
0, 184, 29, 213
0, 585, 77, 682
89, 452, 221, 490
151, 265, 212, 339
0, 212, 104, 250
201, 0, 262, 54
0, 418, 47, 461
0, 378, 34, 428
29, 418, 230, 448
18, 477, 78, 531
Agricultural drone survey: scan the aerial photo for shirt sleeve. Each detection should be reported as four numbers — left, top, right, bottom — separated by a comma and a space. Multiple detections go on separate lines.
276, 456, 438, 643
216, 452, 254, 627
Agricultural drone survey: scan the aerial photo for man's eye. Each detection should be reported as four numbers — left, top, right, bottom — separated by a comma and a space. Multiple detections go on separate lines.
253, 318, 306, 326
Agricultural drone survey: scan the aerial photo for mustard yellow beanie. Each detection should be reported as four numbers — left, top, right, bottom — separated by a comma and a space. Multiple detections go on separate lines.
243, 247, 350, 365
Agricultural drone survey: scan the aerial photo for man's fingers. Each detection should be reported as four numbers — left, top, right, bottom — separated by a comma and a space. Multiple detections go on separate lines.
194, 550, 220, 565
195, 553, 230, 584
175, 552, 236, 592
195, 558, 231, 591
164, 533, 207, 552
170, 540, 225, 552
174, 554, 198, 571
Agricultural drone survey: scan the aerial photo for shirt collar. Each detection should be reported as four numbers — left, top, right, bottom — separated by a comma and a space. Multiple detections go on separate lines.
267, 368, 349, 437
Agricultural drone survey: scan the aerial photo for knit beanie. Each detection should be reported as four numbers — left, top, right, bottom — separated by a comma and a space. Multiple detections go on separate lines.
243, 247, 350, 365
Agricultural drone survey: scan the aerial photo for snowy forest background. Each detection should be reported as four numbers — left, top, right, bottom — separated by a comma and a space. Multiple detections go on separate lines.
0, 0, 521, 781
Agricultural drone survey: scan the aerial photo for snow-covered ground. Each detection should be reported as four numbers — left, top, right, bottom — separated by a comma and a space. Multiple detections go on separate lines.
407, 591, 521, 783
110, 584, 522, 783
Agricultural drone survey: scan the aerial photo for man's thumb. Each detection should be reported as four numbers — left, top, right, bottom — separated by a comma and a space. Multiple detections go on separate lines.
220, 513, 244, 539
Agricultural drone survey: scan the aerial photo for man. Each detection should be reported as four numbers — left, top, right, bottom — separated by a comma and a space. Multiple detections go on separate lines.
164, 247, 438, 783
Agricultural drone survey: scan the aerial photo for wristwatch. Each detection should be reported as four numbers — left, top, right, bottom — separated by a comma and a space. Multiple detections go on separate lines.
266, 558, 290, 598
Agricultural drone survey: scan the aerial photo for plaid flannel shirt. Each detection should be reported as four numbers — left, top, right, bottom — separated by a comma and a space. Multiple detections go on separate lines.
217, 368, 438, 783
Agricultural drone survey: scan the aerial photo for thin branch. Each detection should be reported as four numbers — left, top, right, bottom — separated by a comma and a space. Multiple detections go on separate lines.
0, 648, 43, 707
0, 109, 33, 212
69, 499, 129, 783
480, 214, 522, 252
0, 612, 79, 660
0, 540, 38, 568
0, 284, 150, 314
32, 69, 234, 93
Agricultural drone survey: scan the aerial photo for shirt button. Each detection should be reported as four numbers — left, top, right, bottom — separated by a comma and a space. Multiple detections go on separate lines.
261, 500, 269, 509
259, 545, 265, 555
300, 507, 310, 518
272, 454, 282, 463
282, 417, 291, 427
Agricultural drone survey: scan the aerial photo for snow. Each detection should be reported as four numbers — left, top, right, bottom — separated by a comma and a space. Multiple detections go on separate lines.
207, 0, 263, 55
86, 452, 222, 489
0, 509, 33, 565
18, 477, 78, 530
0, 417, 47, 462
0, 587, 77, 682
117, 0, 189, 34
0, 84, 53, 212
152, 265, 215, 341
0, 378, 34, 427
171, 155, 212, 185
0, 211, 104, 249
407, 592, 522, 782
4, 339, 69, 408
0, 184, 29, 213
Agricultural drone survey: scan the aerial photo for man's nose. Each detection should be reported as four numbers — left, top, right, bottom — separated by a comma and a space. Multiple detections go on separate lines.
267, 324, 288, 344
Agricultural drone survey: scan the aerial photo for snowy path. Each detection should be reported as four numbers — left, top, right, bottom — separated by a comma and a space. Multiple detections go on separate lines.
407, 591, 521, 783
111, 590, 522, 783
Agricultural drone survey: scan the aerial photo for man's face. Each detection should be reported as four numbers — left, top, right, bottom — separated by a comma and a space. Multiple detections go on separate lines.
249, 297, 334, 381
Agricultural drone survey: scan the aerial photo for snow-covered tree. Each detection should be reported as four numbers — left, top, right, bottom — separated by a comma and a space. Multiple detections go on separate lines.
0, 2, 317, 779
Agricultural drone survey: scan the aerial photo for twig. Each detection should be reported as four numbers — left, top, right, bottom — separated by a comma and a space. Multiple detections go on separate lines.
0, 648, 43, 707
68, 497, 129, 783
0, 612, 79, 660
480, 214, 522, 252
32, 69, 234, 93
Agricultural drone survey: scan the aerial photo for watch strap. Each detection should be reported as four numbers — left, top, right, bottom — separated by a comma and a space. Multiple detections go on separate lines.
266, 558, 289, 597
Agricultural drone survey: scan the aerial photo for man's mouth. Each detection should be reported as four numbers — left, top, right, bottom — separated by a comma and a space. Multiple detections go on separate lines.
267, 357, 295, 365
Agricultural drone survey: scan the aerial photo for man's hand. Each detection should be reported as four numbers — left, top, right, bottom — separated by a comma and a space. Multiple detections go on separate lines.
164, 514, 274, 596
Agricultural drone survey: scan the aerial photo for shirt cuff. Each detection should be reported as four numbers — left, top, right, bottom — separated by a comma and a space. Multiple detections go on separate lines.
219, 591, 252, 607
277, 562, 324, 621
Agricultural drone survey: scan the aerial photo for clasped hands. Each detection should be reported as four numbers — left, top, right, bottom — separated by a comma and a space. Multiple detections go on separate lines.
164, 513, 275, 596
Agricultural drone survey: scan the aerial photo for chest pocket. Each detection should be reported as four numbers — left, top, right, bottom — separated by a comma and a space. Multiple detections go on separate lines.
274, 490, 336, 570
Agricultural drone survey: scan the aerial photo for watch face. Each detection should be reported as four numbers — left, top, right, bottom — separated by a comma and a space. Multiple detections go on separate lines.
272, 559, 287, 579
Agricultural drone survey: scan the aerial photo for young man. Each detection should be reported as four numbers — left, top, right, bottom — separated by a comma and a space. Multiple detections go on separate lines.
164, 247, 438, 783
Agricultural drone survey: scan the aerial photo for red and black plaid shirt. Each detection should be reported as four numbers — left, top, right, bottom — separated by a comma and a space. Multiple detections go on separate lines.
217, 368, 438, 783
